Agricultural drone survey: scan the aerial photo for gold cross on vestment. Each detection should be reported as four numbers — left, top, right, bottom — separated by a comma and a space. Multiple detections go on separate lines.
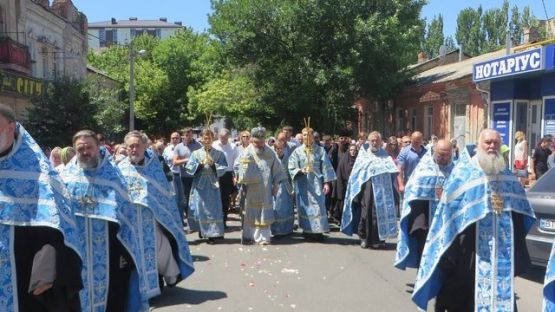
129, 183, 143, 193
491, 193, 504, 214
79, 195, 95, 210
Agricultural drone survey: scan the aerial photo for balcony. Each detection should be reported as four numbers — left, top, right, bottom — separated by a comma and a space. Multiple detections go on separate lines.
0, 37, 31, 73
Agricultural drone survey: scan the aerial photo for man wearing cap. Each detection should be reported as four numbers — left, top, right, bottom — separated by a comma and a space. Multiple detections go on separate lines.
235, 127, 287, 245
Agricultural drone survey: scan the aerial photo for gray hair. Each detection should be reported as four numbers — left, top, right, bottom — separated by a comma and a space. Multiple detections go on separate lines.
251, 126, 266, 139
73, 130, 99, 145
219, 128, 230, 137
367, 131, 382, 141
0, 103, 16, 123
124, 130, 149, 145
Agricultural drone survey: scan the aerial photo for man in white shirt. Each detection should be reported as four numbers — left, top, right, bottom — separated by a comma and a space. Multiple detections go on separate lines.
163, 132, 182, 216
212, 128, 238, 226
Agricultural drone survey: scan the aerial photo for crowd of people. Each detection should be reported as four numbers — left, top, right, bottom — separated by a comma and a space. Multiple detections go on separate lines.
2, 99, 555, 311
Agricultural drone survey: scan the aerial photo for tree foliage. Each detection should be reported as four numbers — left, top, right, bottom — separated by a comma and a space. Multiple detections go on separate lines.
84, 75, 127, 141
188, 68, 269, 130
208, 0, 425, 133
423, 15, 445, 59
87, 30, 219, 136
455, 1, 539, 56
27, 76, 97, 147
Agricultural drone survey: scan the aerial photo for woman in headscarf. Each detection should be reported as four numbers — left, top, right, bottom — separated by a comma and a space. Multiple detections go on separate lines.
56, 146, 76, 171
331, 144, 358, 225
49, 146, 62, 168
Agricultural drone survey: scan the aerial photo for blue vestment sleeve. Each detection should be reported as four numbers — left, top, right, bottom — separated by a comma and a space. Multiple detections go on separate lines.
185, 151, 201, 176
288, 149, 303, 180
320, 148, 337, 183
214, 151, 228, 178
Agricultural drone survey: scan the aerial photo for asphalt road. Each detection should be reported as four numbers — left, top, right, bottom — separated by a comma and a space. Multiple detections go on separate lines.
149, 215, 545, 311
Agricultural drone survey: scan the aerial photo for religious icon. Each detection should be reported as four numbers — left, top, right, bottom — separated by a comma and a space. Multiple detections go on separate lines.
491, 193, 504, 214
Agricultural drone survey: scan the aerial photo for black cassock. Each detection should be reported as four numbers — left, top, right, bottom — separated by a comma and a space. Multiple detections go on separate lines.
434, 212, 530, 312
406, 200, 430, 266
354, 180, 382, 246
14, 226, 82, 312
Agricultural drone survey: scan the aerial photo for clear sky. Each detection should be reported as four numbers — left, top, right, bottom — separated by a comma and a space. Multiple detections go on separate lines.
73, 0, 552, 38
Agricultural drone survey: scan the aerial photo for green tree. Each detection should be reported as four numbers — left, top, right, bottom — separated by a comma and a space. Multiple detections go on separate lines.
456, 2, 538, 55
87, 31, 219, 135
510, 5, 522, 45
455, 6, 485, 56
187, 68, 269, 130
209, 0, 425, 133
481, 0, 508, 52
423, 15, 445, 59
27, 76, 97, 147
85, 75, 127, 141
444, 36, 457, 51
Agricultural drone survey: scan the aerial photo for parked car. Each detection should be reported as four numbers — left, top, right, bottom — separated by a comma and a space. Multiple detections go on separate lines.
526, 168, 555, 267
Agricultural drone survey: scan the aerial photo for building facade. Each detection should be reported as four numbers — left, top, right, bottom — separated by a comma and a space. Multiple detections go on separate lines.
355, 49, 486, 147
0, 0, 87, 118
474, 43, 555, 163
87, 17, 184, 50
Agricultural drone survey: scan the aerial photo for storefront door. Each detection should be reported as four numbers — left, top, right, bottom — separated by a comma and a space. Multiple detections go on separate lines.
514, 100, 529, 139
528, 100, 542, 149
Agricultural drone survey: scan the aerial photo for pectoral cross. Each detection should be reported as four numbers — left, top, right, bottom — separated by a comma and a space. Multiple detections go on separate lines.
129, 183, 143, 193
491, 193, 504, 214
240, 157, 251, 168
79, 195, 95, 211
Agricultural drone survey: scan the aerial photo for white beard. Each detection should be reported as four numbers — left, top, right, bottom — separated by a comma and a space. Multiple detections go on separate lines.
129, 155, 144, 164
370, 146, 379, 153
476, 150, 506, 176
78, 156, 98, 169
254, 147, 264, 155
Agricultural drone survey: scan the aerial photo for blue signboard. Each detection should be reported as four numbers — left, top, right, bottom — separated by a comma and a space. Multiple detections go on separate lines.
545, 99, 555, 136
492, 102, 511, 145
473, 47, 544, 82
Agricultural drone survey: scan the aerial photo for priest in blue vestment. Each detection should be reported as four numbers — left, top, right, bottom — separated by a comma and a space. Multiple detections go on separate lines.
288, 125, 336, 240
341, 131, 398, 249
0, 104, 83, 312
235, 127, 287, 245
118, 131, 194, 297
185, 129, 228, 243
271, 140, 295, 236
395, 139, 454, 270
60, 130, 149, 312
412, 129, 535, 312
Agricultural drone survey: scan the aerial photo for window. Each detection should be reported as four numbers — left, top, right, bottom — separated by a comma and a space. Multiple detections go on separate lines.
100, 29, 117, 47
133, 29, 159, 38
0, 6, 5, 36
455, 104, 466, 116
41, 47, 49, 79
98, 29, 105, 46
425, 105, 433, 138
411, 108, 417, 132
395, 108, 404, 133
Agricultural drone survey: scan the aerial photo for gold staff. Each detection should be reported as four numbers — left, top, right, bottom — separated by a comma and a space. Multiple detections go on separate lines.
303, 117, 313, 173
